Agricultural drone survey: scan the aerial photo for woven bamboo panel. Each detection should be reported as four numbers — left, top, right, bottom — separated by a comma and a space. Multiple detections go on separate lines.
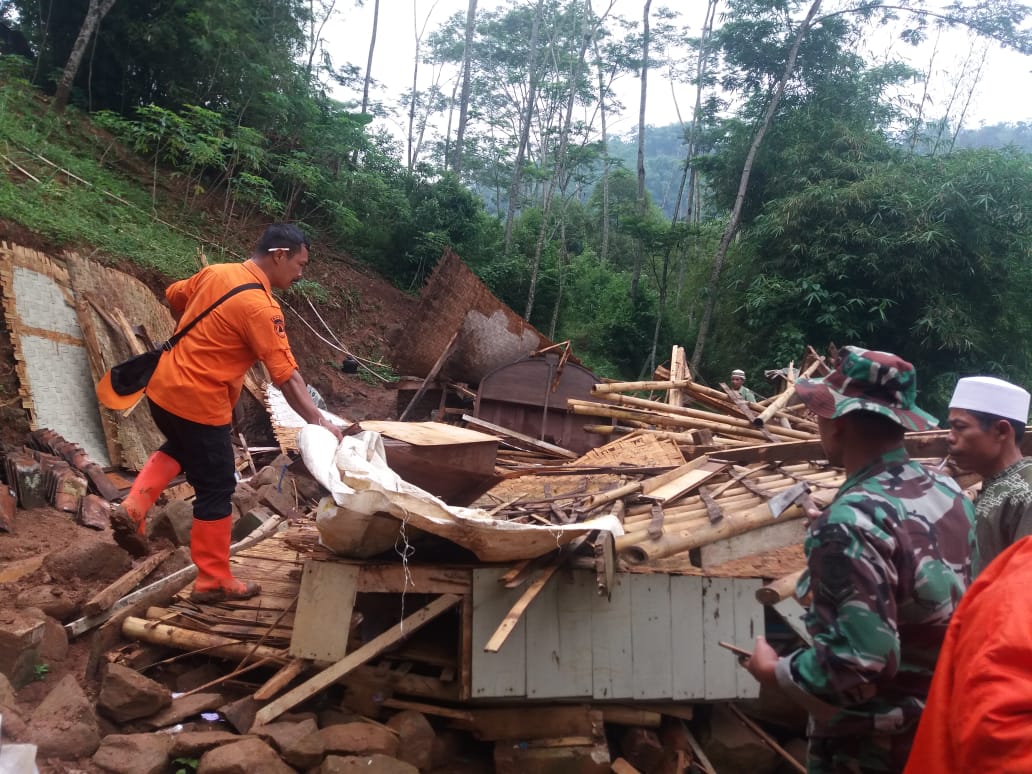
0, 243, 110, 465
391, 249, 555, 384
65, 252, 175, 470
574, 433, 686, 468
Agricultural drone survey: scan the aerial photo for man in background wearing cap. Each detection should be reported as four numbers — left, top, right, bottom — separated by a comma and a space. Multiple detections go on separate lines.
730, 369, 758, 402
947, 376, 1032, 576
742, 347, 974, 773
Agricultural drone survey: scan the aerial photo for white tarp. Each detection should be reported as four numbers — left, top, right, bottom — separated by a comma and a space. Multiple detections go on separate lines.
298, 425, 622, 563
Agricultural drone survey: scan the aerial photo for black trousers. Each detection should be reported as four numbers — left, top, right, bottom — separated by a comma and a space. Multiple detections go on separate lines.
148, 398, 235, 521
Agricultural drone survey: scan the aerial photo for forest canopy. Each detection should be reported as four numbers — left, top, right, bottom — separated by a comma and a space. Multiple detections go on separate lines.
2, 0, 1032, 412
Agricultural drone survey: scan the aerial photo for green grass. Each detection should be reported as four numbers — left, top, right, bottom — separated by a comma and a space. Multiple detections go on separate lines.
0, 65, 221, 279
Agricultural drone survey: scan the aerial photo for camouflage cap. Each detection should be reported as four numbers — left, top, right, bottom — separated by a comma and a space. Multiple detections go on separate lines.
795, 346, 938, 431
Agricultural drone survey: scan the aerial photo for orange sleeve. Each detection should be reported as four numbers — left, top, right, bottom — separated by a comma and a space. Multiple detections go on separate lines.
240, 303, 298, 386
165, 272, 202, 318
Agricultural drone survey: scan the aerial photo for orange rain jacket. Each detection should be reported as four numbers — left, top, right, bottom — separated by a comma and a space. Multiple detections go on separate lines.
146, 260, 298, 426
904, 534, 1032, 773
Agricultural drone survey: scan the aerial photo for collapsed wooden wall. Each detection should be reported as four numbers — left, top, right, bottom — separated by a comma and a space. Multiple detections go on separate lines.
65, 252, 175, 470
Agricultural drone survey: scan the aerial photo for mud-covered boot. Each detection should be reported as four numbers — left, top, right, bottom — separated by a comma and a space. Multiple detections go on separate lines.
189, 516, 261, 603
108, 450, 181, 558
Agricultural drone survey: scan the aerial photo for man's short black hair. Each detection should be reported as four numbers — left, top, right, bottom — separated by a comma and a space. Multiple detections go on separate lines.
843, 410, 906, 442
966, 408, 1026, 443
255, 223, 309, 255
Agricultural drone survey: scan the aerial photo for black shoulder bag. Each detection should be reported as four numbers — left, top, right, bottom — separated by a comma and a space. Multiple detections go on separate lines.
107, 282, 264, 397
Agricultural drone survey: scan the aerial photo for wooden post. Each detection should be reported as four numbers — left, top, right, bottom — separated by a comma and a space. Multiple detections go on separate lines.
399, 328, 461, 421
756, 569, 805, 606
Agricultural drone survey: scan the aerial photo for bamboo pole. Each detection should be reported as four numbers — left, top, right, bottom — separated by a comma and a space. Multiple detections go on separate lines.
587, 393, 814, 441
617, 500, 812, 564
756, 569, 805, 606
121, 617, 287, 662
593, 380, 694, 394
753, 359, 822, 427
569, 402, 778, 443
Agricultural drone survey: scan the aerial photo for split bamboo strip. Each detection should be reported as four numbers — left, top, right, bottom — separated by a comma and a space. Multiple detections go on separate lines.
586, 393, 814, 441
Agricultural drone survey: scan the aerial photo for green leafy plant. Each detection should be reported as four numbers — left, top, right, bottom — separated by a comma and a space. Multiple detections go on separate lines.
33, 662, 49, 681
172, 757, 199, 774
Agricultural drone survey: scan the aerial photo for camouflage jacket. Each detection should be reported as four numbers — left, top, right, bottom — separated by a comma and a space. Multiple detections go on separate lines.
973, 456, 1032, 577
774, 446, 975, 740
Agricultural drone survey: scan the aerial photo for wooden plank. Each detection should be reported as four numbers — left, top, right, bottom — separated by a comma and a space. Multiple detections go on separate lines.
289, 560, 359, 662
459, 705, 596, 741
698, 518, 807, 570
472, 569, 527, 698
83, 549, 174, 617
670, 574, 705, 700
463, 414, 578, 459
591, 572, 633, 700
642, 459, 728, 503
254, 593, 462, 725
484, 562, 561, 654
253, 658, 308, 701
354, 563, 472, 595
702, 577, 737, 700
381, 697, 473, 722
630, 573, 672, 699
361, 419, 496, 447
774, 597, 813, 646
733, 579, 763, 699
526, 570, 593, 699
398, 329, 461, 421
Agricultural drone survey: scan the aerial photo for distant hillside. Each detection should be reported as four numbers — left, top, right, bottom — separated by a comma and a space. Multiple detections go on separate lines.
953, 122, 1032, 152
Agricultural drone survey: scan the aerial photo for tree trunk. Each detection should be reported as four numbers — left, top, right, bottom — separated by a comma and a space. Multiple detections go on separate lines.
306, 0, 338, 82
503, 1, 544, 253
53, 0, 118, 113
594, 37, 611, 265
690, 0, 823, 371
360, 0, 379, 115
525, 0, 607, 320
629, 0, 652, 301
452, 0, 478, 176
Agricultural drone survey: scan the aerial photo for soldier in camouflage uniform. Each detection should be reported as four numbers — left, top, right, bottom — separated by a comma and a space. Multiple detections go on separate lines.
947, 375, 1032, 576
743, 347, 975, 773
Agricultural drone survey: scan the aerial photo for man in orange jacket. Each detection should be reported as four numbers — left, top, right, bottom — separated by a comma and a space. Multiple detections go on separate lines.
109, 223, 357, 603
904, 534, 1032, 772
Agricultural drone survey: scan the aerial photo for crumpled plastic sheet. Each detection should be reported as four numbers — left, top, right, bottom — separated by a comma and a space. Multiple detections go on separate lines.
298, 425, 622, 563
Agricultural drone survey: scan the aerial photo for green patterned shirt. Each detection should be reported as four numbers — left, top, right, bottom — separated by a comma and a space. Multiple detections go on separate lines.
973, 456, 1032, 577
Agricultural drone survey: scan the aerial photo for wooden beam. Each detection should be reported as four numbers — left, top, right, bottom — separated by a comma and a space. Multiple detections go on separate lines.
399, 328, 460, 421
83, 549, 174, 617
253, 593, 462, 726
253, 658, 309, 701
483, 563, 561, 653
462, 414, 577, 458
728, 704, 805, 773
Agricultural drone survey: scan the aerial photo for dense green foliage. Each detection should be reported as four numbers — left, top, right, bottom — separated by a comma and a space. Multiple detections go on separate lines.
2, 0, 1032, 402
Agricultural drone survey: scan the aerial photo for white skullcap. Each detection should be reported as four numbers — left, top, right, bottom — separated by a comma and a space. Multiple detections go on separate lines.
731, 369, 746, 378
949, 376, 1030, 424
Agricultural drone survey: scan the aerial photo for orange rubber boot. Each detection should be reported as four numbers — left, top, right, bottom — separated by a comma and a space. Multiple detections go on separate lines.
189, 516, 261, 603
110, 450, 181, 557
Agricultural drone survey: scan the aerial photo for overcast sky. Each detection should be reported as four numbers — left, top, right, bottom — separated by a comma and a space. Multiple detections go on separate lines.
324, 0, 1032, 139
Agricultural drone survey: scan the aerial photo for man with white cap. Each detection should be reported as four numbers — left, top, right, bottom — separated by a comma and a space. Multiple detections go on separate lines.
947, 375, 1032, 576
730, 368, 758, 402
